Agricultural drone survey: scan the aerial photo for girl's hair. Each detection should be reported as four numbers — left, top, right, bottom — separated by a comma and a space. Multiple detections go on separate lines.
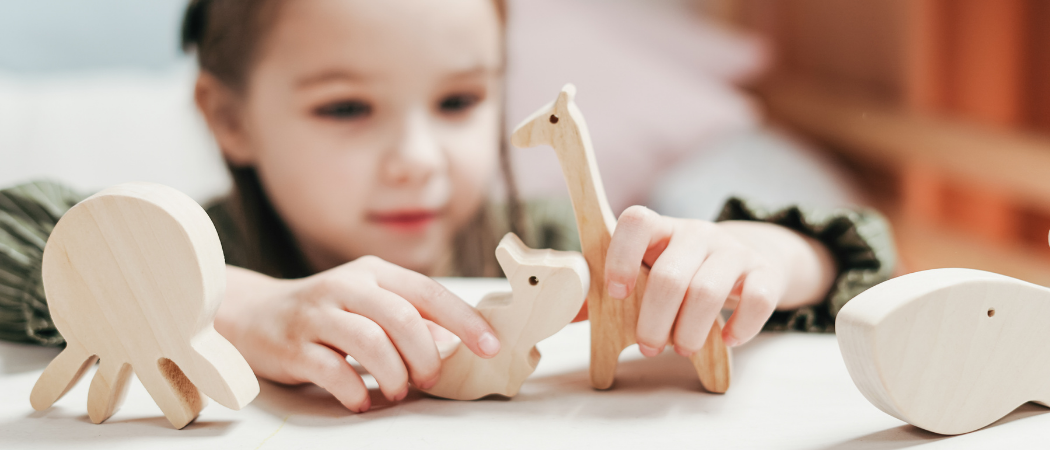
181, 0, 521, 278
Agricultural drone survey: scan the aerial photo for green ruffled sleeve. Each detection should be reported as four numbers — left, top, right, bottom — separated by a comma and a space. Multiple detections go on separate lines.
0, 181, 87, 346
716, 197, 897, 333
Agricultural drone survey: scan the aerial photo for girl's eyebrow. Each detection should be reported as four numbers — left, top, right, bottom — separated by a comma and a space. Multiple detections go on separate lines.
296, 65, 500, 89
296, 69, 369, 89
444, 66, 499, 80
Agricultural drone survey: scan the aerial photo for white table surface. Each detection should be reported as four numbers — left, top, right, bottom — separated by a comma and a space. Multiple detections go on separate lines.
2, 278, 1048, 449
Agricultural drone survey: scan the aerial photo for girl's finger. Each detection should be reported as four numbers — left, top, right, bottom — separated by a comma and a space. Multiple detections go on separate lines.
427, 320, 462, 359
606, 205, 674, 300
298, 343, 371, 413
365, 257, 501, 359
425, 320, 459, 345
334, 285, 441, 390
635, 228, 709, 356
722, 267, 783, 347
317, 310, 410, 402
671, 251, 747, 356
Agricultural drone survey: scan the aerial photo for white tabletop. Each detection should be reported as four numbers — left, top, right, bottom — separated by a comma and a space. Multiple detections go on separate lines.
1, 278, 1047, 449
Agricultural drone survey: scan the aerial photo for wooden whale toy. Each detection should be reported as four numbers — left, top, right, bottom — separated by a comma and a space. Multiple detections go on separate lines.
837, 265, 1050, 435
30, 182, 259, 429
422, 233, 588, 400
511, 84, 731, 392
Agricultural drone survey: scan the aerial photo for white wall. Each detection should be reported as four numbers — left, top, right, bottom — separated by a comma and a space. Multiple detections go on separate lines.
0, 0, 187, 73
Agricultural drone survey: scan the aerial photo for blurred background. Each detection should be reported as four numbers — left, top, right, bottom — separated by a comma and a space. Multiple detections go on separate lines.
1, 0, 1047, 286
714, 0, 1050, 286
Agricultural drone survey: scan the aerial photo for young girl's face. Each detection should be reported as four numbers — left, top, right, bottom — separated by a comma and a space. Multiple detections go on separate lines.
221, 0, 503, 274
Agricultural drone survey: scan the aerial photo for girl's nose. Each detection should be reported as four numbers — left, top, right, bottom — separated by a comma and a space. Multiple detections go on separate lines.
381, 109, 445, 185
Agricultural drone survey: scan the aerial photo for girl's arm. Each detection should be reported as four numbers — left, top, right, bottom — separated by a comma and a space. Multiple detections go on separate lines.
216, 259, 501, 413
716, 197, 897, 332
716, 220, 836, 312
604, 200, 894, 356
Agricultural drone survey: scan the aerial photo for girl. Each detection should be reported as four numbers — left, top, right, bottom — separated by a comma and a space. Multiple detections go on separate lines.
0, 0, 894, 413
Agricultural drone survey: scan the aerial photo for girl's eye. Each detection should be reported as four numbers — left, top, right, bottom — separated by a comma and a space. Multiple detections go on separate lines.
438, 94, 480, 115
315, 100, 373, 120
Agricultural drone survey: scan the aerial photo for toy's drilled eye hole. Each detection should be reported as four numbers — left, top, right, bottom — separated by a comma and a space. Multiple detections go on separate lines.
529, 276, 539, 286
549, 114, 559, 124
988, 308, 995, 317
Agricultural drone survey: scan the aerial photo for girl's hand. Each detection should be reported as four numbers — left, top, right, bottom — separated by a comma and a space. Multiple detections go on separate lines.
604, 206, 835, 357
217, 257, 500, 413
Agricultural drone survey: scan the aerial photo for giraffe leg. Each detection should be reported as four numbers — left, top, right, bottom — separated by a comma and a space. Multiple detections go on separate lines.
689, 316, 732, 393
86, 358, 133, 424
137, 358, 207, 429
30, 343, 97, 411
589, 322, 624, 390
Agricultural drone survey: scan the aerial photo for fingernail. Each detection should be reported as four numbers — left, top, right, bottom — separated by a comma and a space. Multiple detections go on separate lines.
394, 387, 408, 402
478, 332, 500, 357
357, 396, 371, 413
724, 336, 740, 348
638, 343, 661, 357
674, 345, 694, 357
608, 282, 627, 299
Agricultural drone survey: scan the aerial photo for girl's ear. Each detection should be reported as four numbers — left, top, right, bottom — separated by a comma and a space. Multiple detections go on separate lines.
194, 72, 254, 166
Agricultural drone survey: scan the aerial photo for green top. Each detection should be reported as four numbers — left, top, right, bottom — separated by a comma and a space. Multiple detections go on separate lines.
0, 180, 895, 346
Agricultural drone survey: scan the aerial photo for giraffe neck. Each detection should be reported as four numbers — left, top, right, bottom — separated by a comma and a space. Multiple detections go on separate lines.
550, 121, 617, 259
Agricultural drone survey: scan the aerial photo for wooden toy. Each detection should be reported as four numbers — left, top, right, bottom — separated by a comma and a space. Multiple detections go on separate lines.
423, 233, 589, 400
511, 84, 732, 392
837, 263, 1050, 435
29, 182, 259, 429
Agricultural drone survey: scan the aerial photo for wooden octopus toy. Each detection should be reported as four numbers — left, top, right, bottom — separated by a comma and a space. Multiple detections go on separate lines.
30, 182, 259, 429
423, 233, 589, 400
837, 240, 1050, 435
511, 84, 731, 392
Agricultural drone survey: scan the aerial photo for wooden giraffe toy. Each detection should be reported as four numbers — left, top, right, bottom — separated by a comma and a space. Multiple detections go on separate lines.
423, 233, 589, 400
30, 182, 259, 429
511, 84, 731, 392
837, 249, 1050, 435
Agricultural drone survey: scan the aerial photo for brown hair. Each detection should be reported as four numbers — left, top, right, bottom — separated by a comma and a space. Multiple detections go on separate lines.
181, 0, 521, 278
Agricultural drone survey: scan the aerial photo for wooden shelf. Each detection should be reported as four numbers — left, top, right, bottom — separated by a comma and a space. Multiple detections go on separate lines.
888, 210, 1050, 287
760, 78, 1050, 212
758, 78, 1050, 286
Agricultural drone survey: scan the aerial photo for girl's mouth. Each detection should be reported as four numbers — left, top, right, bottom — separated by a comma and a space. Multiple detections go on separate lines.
367, 209, 439, 233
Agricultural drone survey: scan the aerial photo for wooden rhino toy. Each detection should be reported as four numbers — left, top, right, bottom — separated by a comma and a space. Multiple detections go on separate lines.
837, 266, 1050, 435
30, 182, 259, 429
422, 233, 589, 400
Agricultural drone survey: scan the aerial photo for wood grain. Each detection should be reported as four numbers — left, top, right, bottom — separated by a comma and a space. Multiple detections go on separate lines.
30, 182, 258, 429
837, 266, 1050, 435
